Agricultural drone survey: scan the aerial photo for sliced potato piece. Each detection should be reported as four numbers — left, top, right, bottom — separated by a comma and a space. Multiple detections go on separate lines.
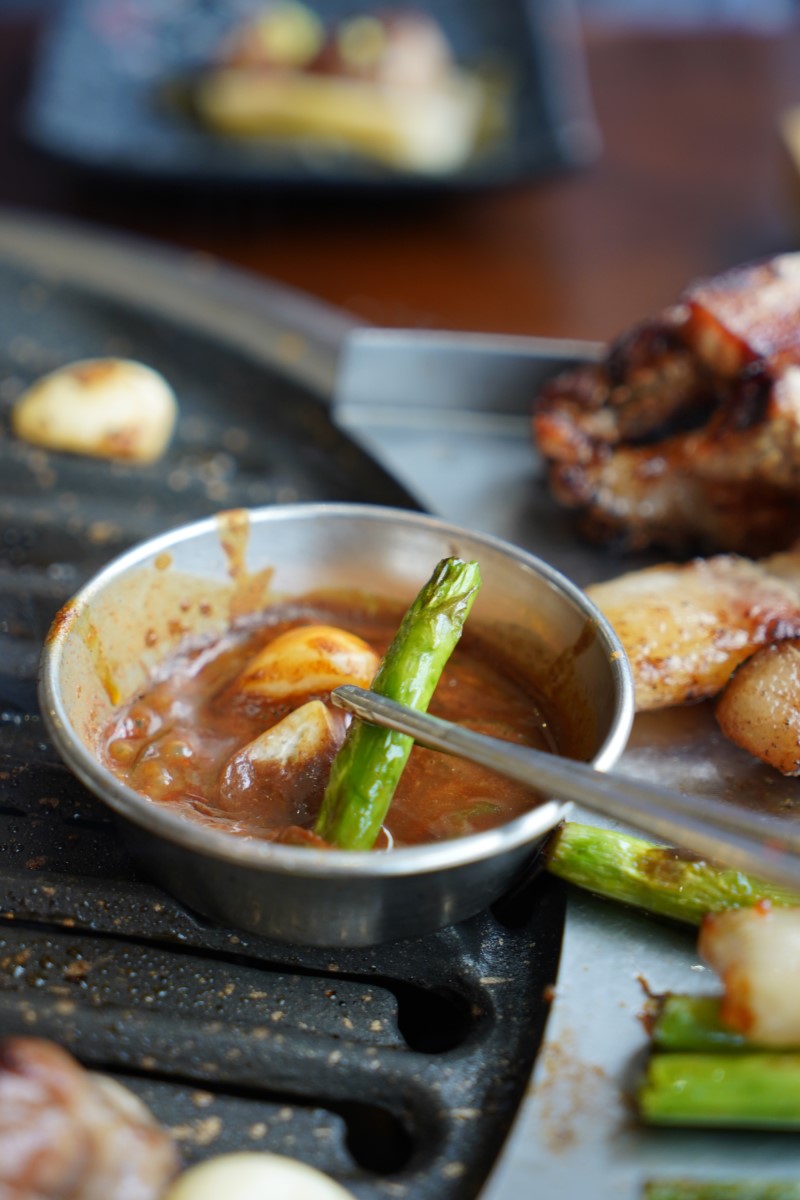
716, 637, 800, 774
11, 357, 177, 462
234, 623, 379, 703
218, 699, 344, 820
587, 555, 800, 711
700, 904, 800, 1045
164, 1152, 355, 1200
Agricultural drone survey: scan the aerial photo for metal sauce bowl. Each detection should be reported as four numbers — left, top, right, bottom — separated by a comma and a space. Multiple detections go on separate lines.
39, 503, 633, 947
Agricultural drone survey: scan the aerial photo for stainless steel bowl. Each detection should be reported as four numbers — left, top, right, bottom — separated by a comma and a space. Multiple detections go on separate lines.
39, 503, 634, 947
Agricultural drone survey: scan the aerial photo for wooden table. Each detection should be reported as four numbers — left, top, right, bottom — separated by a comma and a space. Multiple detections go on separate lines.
2, 14, 800, 342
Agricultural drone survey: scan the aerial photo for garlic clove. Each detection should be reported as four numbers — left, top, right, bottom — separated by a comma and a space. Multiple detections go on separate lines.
227, 699, 341, 772
163, 1152, 356, 1200
218, 699, 344, 819
11, 358, 178, 463
235, 623, 379, 703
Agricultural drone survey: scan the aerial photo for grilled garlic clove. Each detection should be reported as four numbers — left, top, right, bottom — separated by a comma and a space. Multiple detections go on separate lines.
11, 358, 178, 462
164, 1152, 356, 1200
225, 699, 340, 774
699, 904, 800, 1045
218, 700, 345, 818
235, 623, 379, 702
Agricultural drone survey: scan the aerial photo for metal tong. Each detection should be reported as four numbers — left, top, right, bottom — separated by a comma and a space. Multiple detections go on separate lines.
332, 684, 800, 893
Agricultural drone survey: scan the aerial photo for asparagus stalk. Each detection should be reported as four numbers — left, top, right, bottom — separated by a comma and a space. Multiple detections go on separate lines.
314, 557, 481, 850
648, 994, 752, 1053
639, 1052, 800, 1128
544, 822, 800, 925
643, 1183, 800, 1200
648, 992, 800, 1054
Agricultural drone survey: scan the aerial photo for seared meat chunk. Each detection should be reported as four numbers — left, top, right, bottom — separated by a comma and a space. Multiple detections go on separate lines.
534, 255, 800, 554
0, 1037, 178, 1200
586, 554, 800, 711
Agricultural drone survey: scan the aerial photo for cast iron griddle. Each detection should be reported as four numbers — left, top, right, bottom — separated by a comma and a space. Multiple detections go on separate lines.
0, 215, 565, 1198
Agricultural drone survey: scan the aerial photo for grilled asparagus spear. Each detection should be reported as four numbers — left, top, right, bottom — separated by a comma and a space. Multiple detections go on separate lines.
315, 557, 481, 850
639, 1052, 800, 1128
647, 994, 753, 1053
544, 822, 800, 925
643, 1182, 800, 1199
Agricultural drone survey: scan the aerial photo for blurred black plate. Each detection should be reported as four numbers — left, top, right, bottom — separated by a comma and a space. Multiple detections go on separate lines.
23, 0, 599, 191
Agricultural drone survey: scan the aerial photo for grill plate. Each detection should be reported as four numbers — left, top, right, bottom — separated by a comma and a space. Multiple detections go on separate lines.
0, 216, 565, 1198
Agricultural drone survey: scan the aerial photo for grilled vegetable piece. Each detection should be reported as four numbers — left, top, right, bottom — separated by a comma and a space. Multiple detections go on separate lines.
11, 357, 178, 462
648, 994, 760, 1052
585, 555, 800, 711
233, 624, 379, 704
643, 1184, 800, 1200
716, 637, 800, 775
0, 1037, 178, 1199
698, 903, 800, 1046
639, 1051, 800, 1128
315, 556, 481, 849
218, 700, 346, 826
165, 1151, 355, 1200
544, 823, 800, 925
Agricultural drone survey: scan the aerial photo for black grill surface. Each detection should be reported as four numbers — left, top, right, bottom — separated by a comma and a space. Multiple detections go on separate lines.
0, 239, 565, 1198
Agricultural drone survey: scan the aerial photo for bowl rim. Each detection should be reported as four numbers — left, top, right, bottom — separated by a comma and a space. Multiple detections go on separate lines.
39, 502, 634, 879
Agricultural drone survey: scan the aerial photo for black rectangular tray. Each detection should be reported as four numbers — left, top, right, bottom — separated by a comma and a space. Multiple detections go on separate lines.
23, 0, 598, 191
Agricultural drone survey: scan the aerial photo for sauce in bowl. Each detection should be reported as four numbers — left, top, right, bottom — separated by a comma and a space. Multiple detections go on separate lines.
101, 594, 562, 848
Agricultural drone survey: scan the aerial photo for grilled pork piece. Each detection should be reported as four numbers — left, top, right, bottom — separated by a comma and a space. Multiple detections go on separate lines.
534, 255, 800, 554
0, 1037, 178, 1200
586, 554, 800, 711
585, 544, 800, 773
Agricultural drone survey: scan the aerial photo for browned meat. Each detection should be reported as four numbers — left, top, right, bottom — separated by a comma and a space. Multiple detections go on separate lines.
585, 554, 800, 711
534, 255, 800, 554
0, 1037, 178, 1200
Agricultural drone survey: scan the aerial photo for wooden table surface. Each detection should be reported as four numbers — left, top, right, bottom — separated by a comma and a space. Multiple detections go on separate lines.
3, 12, 800, 342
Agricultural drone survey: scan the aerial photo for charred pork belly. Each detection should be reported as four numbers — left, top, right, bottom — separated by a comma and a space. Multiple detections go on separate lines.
534, 255, 800, 554
0, 1037, 178, 1200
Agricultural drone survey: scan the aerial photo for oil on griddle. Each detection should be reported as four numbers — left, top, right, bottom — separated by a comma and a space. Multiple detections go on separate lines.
0, 253, 565, 1198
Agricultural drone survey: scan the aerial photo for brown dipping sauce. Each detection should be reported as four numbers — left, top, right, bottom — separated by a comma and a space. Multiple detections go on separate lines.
100, 596, 561, 848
